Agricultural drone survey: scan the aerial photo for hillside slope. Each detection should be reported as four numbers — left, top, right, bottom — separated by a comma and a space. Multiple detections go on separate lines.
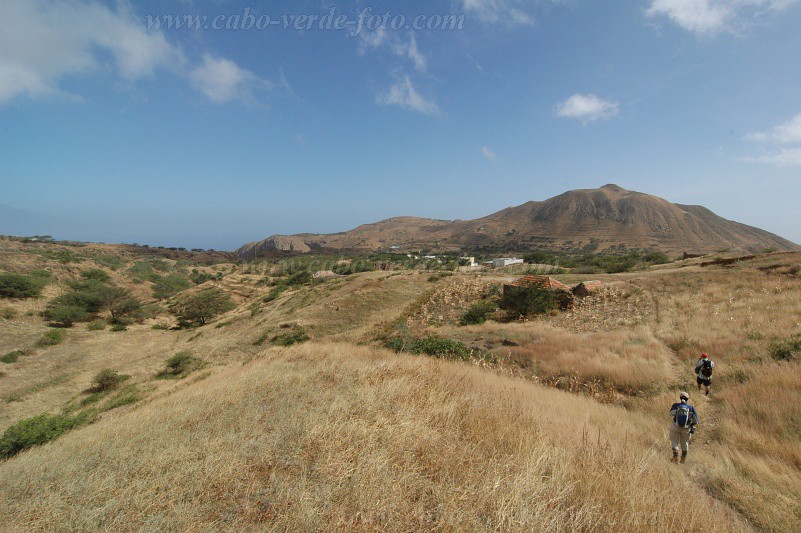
0, 343, 749, 531
237, 185, 798, 256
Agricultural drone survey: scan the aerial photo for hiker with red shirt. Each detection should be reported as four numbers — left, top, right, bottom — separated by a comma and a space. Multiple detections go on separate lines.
695, 353, 715, 396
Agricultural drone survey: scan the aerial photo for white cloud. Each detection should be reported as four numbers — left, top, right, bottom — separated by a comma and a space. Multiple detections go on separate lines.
0, 0, 285, 107
646, 0, 798, 35
461, 0, 535, 25
0, 0, 181, 103
359, 30, 427, 72
395, 33, 427, 73
377, 75, 440, 116
746, 112, 801, 144
743, 148, 801, 167
555, 94, 619, 124
744, 112, 801, 166
189, 55, 278, 105
481, 146, 498, 160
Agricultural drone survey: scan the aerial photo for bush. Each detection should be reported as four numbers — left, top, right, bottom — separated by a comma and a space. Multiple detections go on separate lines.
0, 413, 82, 459
286, 271, 313, 286
460, 300, 497, 326
0, 273, 45, 299
386, 336, 473, 361
1, 306, 17, 320
169, 288, 235, 327
769, 334, 801, 361
80, 268, 111, 283
90, 369, 127, 392
36, 329, 63, 347
49, 279, 108, 315
152, 273, 192, 300
110, 324, 127, 332
44, 304, 90, 327
263, 285, 287, 303
158, 352, 198, 379
500, 286, 565, 318
127, 261, 158, 282
1, 350, 25, 364
87, 321, 106, 331
271, 327, 310, 347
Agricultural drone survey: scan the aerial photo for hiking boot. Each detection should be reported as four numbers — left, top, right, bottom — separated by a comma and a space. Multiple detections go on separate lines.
705, 389, 710, 396
680, 452, 688, 464
672, 454, 679, 464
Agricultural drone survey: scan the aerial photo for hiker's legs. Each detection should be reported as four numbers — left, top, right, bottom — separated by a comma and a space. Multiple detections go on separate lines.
696, 376, 703, 391
678, 428, 690, 463
670, 426, 681, 462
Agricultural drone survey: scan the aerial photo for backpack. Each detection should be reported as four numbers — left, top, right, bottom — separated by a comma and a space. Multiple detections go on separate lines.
675, 404, 692, 428
701, 359, 713, 377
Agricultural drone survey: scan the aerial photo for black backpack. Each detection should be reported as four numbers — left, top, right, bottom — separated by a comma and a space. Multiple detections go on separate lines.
701, 359, 713, 377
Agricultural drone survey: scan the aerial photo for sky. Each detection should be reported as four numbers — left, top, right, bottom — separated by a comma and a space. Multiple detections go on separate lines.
1, 0, 800, 250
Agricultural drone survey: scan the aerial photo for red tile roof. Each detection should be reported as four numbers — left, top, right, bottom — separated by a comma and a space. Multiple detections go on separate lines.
509, 275, 572, 292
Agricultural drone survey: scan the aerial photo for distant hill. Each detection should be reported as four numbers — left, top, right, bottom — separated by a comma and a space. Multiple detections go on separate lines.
237, 184, 798, 257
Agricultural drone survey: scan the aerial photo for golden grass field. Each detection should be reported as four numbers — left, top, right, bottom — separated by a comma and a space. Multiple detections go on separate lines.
0, 240, 800, 531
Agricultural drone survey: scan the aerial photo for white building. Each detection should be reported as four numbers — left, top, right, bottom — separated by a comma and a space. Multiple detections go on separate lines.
493, 257, 524, 268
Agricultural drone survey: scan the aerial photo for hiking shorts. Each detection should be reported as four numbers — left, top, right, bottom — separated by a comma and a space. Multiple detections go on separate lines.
697, 376, 711, 387
670, 425, 691, 452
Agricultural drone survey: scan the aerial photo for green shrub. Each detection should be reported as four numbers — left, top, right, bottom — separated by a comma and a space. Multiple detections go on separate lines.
460, 300, 497, 326
152, 273, 192, 300
44, 304, 90, 327
500, 286, 566, 318
0, 273, 45, 299
263, 285, 287, 303
0, 306, 17, 320
271, 327, 310, 347
101, 389, 139, 411
127, 261, 158, 282
110, 324, 127, 332
86, 321, 106, 331
190, 270, 215, 285
158, 351, 199, 379
169, 288, 235, 327
0, 413, 81, 459
769, 334, 801, 361
80, 268, 111, 283
286, 271, 313, 286
90, 369, 128, 392
92, 254, 125, 271
1, 350, 25, 364
386, 336, 472, 361
36, 329, 63, 347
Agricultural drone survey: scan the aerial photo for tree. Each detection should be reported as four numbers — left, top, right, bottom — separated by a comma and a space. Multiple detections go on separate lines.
169, 288, 235, 327
99, 286, 141, 321
0, 273, 45, 299
44, 305, 89, 327
500, 286, 569, 319
152, 273, 192, 300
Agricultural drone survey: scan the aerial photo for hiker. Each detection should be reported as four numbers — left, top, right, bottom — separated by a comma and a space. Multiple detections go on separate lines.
669, 391, 699, 464
695, 353, 715, 396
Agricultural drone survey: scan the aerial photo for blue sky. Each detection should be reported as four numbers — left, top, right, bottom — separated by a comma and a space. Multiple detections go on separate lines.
1, 0, 800, 250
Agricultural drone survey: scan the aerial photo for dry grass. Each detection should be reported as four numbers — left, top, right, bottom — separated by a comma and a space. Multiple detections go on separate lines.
0, 343, 748, 532
3, 245, 801, 530
441, 322, 675, 397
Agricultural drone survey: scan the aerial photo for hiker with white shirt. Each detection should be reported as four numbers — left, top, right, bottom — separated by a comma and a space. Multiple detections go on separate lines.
695, 353, 715, 396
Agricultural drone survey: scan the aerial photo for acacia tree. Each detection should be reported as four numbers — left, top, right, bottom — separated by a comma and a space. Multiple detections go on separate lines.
100, 286, 142, 322
169, 288, 235, 327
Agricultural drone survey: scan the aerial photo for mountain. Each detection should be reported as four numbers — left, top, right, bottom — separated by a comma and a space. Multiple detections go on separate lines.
237, 185, 799, 257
